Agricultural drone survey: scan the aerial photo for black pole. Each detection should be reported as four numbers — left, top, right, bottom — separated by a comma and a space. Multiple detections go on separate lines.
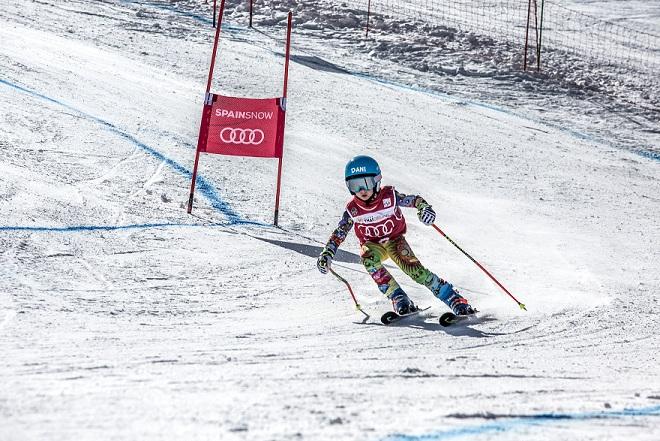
366, 0, 372, 38
523, 0, 532, 71
213, 0, 217, 28
537, 0, 545, 71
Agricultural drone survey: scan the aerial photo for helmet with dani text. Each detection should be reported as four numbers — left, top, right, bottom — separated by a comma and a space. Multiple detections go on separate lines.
344, 155, 382, 195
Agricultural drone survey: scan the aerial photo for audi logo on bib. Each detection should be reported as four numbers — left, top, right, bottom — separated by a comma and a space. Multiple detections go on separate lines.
220, 128, 265, 145
357, 219, 395, 239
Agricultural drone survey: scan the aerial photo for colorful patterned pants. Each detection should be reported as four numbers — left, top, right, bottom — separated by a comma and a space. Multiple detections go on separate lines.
360, 235, 436, 298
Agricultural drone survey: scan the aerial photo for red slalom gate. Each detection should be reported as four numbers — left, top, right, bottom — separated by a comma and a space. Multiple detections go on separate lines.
188, 0, 293, 226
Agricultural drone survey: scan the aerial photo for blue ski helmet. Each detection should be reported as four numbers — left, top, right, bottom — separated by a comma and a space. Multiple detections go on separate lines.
344, 155, 382, 195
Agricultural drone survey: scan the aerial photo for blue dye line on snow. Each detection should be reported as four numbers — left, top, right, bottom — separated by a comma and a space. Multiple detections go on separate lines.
118, 0, 213, 25
0, 223, 201, 232
0, 78, 246, 224
638, 149, 660, 161
380, 404, 660, 441
0, 219, 263, 233
351, 73, 660, 163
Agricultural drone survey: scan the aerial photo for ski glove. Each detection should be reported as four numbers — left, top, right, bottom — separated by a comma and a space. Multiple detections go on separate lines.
317, 250, 334, 274
418, 205, 436, 225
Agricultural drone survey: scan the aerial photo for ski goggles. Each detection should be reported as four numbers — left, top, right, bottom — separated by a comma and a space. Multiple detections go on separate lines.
346, 175, 379, 194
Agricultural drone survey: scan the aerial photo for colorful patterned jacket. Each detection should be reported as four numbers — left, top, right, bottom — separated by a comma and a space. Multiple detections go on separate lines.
322, 186, 431, 255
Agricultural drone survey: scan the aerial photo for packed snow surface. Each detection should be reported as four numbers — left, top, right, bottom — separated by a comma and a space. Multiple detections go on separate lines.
1, 1, 659, 440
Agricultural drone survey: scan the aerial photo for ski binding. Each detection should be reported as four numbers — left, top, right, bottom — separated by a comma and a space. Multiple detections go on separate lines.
381, 306, 431, 325
439, 311, 477, 327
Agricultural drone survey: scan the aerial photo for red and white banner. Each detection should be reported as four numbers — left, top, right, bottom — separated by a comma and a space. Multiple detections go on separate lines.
198, 94, 286, 158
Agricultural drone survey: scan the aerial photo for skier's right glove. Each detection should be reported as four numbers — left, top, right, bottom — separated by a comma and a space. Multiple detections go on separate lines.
317, 249, 334, 274
417, 204, 436, 226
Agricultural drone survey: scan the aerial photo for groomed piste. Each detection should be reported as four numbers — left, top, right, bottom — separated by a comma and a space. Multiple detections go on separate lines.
1, 1, 659, 440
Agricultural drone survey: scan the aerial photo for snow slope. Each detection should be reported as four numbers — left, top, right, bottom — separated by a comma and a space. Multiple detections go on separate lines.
1, 1, 659, 440
218, 0, 660, 159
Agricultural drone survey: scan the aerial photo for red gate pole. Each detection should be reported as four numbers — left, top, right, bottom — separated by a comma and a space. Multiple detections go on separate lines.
282, 12, 292, 97
273, 12, 292, 226
273, 157, 284, 226
188, 0, 227, 214
187, 143, 202, 213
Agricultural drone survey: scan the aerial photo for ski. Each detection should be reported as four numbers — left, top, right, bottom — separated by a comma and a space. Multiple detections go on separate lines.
438, 311, 477, 327
381, 306, 431, 325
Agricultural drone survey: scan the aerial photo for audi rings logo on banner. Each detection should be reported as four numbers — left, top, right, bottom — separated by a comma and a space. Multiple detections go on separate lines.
357, 219, 395, 238
220, 128, 265, 145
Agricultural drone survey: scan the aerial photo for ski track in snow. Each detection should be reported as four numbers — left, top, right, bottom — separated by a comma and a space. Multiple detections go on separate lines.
0, 78, 248, 225
1, 1, 659, 441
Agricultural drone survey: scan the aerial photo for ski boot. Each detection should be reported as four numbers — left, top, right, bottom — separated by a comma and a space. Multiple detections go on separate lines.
449, 296, 475, 316
389, 288, 417, 315
429, 276, 475, 316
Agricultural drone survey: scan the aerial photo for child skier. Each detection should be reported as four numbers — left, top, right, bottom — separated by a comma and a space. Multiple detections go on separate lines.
317, 155, 476, 316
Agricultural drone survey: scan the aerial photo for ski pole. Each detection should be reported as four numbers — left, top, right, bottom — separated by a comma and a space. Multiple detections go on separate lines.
329, 267, 370, 319
432, 224, 527, 311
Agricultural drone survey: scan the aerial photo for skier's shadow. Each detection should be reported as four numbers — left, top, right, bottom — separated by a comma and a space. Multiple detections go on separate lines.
439, 316, 501, 337
290, 54, 352, 75
441, 319, 502, 337
251, 236, 362, 263
356, 315, 499, 338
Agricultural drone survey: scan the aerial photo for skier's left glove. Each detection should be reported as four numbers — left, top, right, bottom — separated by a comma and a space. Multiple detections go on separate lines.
317, 249, 334, 274
417, 205, 436, 225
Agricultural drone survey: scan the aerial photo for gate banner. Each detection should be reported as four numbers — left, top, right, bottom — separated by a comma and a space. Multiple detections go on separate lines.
187, 5, 293, 223
198, 94, 286, 158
